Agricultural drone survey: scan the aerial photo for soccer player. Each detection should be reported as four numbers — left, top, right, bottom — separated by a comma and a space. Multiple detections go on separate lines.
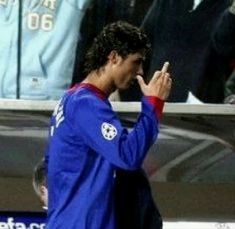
46, 21, 172, 228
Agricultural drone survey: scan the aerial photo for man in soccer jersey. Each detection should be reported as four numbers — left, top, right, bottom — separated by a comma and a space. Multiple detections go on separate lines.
46, 21, 172, 229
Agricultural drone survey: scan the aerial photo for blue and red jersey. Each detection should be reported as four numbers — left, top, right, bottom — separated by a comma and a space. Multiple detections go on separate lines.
46, 83, 164, 229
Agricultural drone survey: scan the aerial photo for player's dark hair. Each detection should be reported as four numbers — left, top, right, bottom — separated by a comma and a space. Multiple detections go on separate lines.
82, 21, 150, 76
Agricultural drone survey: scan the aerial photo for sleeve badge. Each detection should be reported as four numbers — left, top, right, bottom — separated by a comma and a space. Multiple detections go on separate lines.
101, 122, 118, 140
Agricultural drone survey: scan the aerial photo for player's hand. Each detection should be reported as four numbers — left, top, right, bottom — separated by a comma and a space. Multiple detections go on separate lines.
137, 62, 172, 100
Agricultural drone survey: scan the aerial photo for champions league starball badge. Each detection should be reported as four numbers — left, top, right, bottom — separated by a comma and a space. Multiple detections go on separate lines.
101, 122, 117, 140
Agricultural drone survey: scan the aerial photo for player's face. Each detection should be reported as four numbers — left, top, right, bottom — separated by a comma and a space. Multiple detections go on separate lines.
113, 53, 144, 90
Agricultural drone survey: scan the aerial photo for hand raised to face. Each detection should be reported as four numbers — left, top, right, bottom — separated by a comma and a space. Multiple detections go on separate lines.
136, 62, 172, 101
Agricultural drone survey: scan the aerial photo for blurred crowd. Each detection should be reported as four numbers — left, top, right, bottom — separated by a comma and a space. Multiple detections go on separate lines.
0, 0, 234, 103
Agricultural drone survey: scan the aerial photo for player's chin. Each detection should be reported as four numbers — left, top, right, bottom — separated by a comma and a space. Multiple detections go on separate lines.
117, 79, 134, 90
124, 79, 135, 89
117, 83, 129, 90
122, 83, 132, 90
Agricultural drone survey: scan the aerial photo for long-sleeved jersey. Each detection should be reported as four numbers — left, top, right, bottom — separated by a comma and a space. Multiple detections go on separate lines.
0, 0, 91, 99
46, 83, 164, 229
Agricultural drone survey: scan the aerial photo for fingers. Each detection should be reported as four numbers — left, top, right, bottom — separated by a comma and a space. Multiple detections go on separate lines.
136, 75, 146, 91
161, 61, 169, 74
161, 62, 171, 87
163, 73, 171, 85
151, 61, 170, 83
139, 61, 172, 99
151, 71, 162, 82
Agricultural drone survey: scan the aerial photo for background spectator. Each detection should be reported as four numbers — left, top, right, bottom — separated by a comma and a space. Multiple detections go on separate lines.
0, 0, 92, 99
142, 0, 232, 103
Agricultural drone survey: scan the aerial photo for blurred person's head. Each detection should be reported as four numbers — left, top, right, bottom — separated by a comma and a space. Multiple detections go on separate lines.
33, 158, 48, 209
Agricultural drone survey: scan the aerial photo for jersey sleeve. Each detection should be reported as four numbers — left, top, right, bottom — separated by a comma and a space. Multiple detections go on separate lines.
67, 95, 164, 170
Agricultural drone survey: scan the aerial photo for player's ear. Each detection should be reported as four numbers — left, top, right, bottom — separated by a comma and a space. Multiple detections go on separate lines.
40, 185, 47, 195
40, 185, 48, 207
107, 50, 120, 64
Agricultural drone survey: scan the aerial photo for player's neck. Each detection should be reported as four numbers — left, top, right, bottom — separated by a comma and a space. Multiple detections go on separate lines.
83, 70, 116, 96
